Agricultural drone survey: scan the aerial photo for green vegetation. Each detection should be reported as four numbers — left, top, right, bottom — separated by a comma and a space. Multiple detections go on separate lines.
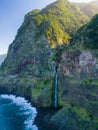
81, 78, 98, 86
0, 0, 90, 75
0, 77, 53, 107
50, 102, 98, 130
27, 0, 89, 48
81, 78, 92, 85
31, 78, 53, 107
71, 14, 98, 49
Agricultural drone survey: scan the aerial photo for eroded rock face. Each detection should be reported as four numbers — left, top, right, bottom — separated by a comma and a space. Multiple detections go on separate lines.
1, 0, 93, 76
61, 50, 98, 79
1, 17, 54, 78
79, 51, 96, 66
79, 51, 97, 77
58, 49, 98, 118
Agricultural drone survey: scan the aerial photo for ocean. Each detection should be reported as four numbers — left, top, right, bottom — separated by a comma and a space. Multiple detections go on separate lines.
0, 95, 38, 130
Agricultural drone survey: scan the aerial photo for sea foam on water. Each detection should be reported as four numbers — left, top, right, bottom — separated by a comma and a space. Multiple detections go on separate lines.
0, 94, 38, 130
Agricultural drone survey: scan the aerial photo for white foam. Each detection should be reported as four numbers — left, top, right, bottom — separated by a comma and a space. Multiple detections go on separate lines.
0, 94, 38, 130
32, 125, 38, 130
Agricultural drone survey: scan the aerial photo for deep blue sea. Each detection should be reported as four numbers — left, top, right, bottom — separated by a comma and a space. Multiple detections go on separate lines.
0, 95, 38, 130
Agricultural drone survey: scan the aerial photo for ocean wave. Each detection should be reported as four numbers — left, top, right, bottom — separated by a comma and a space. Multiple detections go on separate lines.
0, 94, 38, 130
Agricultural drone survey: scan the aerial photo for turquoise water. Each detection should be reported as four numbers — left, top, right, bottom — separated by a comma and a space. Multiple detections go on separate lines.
0, 95, 38, 130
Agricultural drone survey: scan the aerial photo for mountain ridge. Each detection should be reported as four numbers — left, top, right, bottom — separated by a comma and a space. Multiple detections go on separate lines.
0, 0, 90, 75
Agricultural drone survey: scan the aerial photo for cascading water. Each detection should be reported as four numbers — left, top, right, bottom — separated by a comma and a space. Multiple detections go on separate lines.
52, 64, 58, 108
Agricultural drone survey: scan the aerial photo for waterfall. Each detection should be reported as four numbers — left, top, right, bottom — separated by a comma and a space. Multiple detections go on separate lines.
52, 64, 58, 108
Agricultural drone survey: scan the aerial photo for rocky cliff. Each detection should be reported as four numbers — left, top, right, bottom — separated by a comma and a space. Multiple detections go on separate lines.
1, 19, 53, 77
54, 14, 98, 130
61, 14, 98, 80
0, 0, 90, 76
0, 0, 98, 130
1, 1, 98, 75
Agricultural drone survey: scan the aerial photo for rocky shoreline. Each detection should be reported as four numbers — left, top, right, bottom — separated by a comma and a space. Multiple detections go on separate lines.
0, 76, 98, 130
0, 84, 59, 130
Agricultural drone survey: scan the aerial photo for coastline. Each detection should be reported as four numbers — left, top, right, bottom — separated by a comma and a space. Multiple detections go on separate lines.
0, 87, 57, 130
0, 94, 38, 130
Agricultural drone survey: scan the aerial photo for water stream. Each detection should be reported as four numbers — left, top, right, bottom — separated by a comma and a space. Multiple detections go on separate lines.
52, 65, 58, 108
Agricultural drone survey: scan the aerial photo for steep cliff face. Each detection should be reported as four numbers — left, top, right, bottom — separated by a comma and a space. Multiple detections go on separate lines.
2, 0, 98, 76
37, 14, 98, 130
60, 14, 98, 84
1, 17, 53, 77
60, 14, 98, 79
0, 0, 90, 76
61, 50, 98, 79
56, 15, 98, 129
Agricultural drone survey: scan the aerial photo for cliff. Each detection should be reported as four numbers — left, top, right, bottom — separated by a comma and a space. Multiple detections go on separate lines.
0, 0, 98, 130
0, 0, 90, 76
54, 14, 98, 129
